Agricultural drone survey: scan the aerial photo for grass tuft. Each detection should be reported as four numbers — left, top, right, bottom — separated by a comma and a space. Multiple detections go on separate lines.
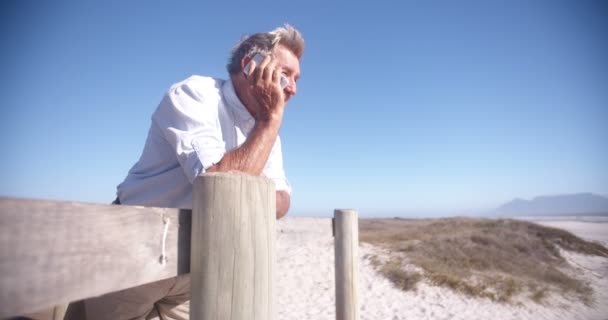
360, 217, 607, 304
379, 257, 422, 291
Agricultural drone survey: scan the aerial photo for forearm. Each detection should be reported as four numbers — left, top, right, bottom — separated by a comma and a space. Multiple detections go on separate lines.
276, 190, 290, 219
207, 118, 281, 175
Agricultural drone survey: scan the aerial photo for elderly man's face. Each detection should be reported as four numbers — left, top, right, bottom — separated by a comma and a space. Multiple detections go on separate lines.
272, 45, 300, 102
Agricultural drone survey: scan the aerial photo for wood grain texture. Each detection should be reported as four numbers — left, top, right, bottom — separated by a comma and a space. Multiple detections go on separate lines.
334, 209, 360, 320
190, 173, 276, 320
0, 198, 192, 318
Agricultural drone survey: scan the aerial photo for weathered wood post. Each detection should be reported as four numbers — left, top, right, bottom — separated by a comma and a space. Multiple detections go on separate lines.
190, 173, 276, 320
334, 209, 360, 320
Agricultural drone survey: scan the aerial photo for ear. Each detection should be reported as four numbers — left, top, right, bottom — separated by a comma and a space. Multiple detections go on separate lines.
241, 55, 252, 71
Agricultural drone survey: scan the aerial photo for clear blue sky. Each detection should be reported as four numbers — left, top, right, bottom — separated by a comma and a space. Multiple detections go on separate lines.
1, 1, 607, 217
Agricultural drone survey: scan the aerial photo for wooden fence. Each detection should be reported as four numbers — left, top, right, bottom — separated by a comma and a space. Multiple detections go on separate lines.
0, 173, 359, 320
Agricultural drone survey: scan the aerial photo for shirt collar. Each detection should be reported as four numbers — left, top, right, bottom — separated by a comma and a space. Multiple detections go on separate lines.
222, 78, 255, 125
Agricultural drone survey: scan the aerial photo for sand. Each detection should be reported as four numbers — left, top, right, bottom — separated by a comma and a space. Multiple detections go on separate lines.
276, 217, 608, 320
532, 220, 608, 246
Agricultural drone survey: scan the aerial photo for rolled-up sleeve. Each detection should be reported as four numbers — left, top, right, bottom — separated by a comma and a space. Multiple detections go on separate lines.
264, 136, 292, 194
152, 78, 226, 184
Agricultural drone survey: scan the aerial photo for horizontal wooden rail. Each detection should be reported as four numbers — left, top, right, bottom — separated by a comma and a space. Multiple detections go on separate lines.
0, 198, 192, 317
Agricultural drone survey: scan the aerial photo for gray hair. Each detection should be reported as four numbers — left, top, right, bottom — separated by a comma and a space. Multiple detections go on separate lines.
227, 24, 305, 75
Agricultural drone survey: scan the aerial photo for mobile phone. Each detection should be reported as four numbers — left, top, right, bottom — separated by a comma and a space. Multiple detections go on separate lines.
244, 53, 289, 89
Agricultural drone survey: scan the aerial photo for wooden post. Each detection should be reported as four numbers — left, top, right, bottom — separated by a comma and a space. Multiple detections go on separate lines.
190, 173, 276, 320
334, 209, 360, 320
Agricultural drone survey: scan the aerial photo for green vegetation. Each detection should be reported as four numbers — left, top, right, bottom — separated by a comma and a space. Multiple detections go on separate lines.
360, 218, 608, 304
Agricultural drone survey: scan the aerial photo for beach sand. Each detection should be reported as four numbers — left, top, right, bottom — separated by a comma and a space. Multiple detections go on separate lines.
532, 220, 608, 246
276, 217, 608, 320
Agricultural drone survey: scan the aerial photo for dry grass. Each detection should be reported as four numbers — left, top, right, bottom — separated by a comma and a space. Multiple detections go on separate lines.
360, 217, 607, 304
379, 258, 422, 291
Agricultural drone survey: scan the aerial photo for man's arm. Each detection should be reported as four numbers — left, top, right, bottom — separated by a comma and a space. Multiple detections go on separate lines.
206, 116, 281, 176
206, 117, 289, 218
207, 56, 289, 217
208, 55, 285, 175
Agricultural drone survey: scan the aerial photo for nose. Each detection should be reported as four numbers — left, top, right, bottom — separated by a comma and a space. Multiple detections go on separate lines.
285, 80, 297, 98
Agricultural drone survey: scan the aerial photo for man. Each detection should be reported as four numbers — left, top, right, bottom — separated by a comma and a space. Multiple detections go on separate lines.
85, 24, 304, 320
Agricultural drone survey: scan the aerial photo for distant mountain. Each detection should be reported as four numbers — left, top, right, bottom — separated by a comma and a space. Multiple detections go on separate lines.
493, 193, 608, 216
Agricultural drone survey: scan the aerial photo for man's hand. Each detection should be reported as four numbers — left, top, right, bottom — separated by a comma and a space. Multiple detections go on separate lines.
247, 55, 287, 123
207, 56, 285, 177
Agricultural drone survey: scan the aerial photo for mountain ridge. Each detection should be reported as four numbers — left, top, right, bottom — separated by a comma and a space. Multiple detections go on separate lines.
493, 193, 608, 216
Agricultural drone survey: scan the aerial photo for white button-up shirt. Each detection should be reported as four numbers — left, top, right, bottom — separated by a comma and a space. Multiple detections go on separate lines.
116, 75, 291, 209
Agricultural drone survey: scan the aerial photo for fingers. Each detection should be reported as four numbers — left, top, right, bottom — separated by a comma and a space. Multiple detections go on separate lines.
248, 54, 286, 111
253, 55, 271, 83
262, 59, 277, 84
247, 60, 256, 76
251, 55, 281, 88
271, 64, 280, 85
266, 61, 279, 84
245, 54, 262, 77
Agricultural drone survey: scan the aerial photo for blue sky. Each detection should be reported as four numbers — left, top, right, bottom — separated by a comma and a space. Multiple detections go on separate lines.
1, 1, 607, 217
